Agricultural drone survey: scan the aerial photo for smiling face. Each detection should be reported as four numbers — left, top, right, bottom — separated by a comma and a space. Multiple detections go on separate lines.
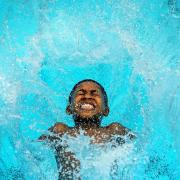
67, 81, 109, 119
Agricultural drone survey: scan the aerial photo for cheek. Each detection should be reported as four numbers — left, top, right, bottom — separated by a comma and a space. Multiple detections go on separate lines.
96, 98, 103, 108
74, 96, 81, 103
72, 97, 81, 106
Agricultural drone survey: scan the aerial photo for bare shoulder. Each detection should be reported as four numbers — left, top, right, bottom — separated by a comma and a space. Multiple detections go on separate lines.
38, 122, 69, 141
50, 122, 69, 134
107, 122, 136, 139
107, 122, 127, 135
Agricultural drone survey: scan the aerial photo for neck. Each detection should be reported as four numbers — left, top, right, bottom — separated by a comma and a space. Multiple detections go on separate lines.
73, 115, 102, 130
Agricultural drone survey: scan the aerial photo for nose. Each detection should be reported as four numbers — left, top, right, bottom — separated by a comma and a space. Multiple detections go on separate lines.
84, 91, 92, 99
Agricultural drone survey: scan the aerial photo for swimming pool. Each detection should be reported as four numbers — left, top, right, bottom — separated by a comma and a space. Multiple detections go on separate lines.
0, 0, 179, 179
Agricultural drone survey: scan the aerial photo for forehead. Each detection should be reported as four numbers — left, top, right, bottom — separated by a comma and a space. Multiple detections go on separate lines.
75, 81, 102, 92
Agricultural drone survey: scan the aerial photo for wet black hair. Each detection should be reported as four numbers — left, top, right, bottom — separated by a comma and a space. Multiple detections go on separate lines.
69, 79, 108, 107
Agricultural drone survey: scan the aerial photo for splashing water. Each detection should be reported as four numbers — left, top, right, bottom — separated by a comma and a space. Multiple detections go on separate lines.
0, 0, 179, 179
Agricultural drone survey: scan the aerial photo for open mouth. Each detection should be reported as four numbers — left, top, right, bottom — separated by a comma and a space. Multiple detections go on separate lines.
79, 102, 96, 111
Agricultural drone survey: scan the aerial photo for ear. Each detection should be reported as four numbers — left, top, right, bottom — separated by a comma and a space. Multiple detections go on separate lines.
66, 105, 72, 115
103, 107, 109, 116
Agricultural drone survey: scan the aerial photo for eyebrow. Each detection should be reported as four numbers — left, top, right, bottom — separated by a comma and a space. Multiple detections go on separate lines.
91, 90, 98, 93
77, 89, 86, 93
77, 89, 99, 93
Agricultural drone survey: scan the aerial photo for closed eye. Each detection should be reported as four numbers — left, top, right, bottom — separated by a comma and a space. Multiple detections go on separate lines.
91, 90, 100, 96
77, 89, 86, 95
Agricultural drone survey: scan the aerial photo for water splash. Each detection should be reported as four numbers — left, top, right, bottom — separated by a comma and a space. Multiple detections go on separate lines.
0, 0, 179, 179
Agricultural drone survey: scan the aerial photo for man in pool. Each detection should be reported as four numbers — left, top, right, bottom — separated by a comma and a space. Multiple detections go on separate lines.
38, 79, 135, 179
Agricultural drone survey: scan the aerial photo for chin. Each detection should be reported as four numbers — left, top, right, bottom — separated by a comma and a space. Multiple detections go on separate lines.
78, 112, 96, 119
79, 114, 94, 119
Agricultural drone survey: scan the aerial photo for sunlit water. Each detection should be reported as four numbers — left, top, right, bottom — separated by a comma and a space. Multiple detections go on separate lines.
0, 0, 179, 179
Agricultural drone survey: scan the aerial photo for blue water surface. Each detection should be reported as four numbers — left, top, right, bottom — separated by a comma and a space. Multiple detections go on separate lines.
0, 0, 179, 179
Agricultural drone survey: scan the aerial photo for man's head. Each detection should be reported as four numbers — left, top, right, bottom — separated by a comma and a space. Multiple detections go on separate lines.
66, 79, 109, 119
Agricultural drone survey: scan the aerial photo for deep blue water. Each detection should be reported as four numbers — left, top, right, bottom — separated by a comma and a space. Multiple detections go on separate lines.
0, 0, 179, 179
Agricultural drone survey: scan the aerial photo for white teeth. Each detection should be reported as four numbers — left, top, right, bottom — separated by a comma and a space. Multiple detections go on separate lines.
80, 103, 94, 110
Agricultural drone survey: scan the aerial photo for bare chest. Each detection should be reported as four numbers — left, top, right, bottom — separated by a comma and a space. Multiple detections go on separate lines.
66, 128, 113, 144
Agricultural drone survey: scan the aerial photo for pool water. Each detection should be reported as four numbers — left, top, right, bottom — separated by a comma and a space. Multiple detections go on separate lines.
0, 0, 179, 179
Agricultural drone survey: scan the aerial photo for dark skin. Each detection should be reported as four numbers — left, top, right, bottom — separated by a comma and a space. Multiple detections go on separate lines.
38, 81, 134, 179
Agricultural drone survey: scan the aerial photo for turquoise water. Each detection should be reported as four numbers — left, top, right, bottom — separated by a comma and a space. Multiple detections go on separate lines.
0, 0, 179, 179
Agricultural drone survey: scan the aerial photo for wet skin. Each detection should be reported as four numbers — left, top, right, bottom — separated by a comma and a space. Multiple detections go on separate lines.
38, 81, 134, 179
69, 81, 108, 120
